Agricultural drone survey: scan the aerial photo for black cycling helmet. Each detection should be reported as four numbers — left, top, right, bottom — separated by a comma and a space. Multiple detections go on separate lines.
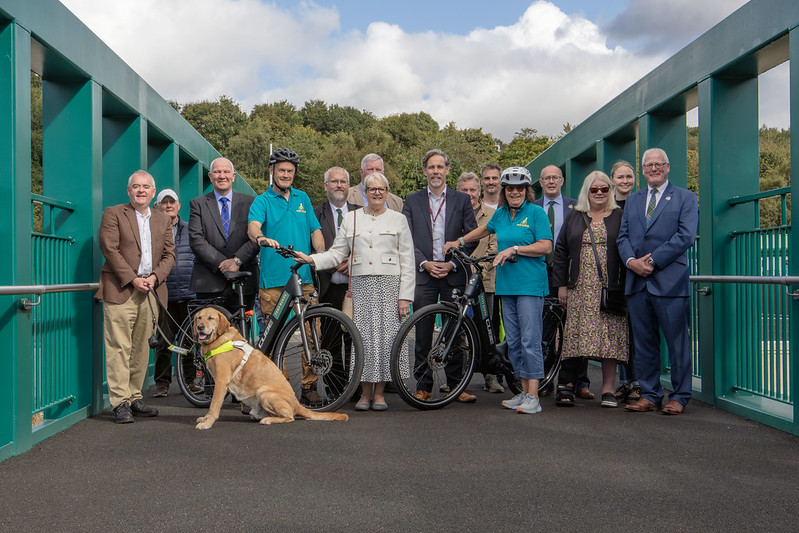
500, 166, 532, 187
269, 148, 300, 168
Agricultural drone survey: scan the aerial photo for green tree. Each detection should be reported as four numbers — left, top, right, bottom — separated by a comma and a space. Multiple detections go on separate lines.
180, 95, 247, 153
498, 128, 552, 169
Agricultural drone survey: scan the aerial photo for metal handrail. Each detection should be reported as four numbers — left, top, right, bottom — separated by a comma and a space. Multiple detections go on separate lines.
690, 275, 799, 299
0, 283, 99, 309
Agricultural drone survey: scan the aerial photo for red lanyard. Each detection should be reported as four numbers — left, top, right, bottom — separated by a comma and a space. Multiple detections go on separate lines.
429, 194, 446, 225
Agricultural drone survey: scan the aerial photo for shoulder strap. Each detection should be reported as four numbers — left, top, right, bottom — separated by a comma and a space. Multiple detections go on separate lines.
348, 210, 356, 291
582, 213, 607, 288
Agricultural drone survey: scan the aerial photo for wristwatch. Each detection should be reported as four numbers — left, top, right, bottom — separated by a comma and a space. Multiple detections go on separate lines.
646, 257, 656, 267
234, 257, 243, 266
513, 245, 519, 255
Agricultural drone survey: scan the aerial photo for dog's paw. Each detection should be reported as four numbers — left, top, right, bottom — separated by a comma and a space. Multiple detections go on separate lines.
195, 420, 214, 430
196, 415, 209, 424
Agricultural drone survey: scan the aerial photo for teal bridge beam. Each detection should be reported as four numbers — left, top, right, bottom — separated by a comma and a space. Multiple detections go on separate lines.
528, 0, 799, 434
0, 0, 255, 460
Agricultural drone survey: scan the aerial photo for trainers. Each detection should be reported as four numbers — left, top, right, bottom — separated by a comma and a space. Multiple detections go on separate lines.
152, 385, 168, 398
614, 383, 632, 402
439, 384, 451, 393
502, 392, 527, 410
517, 394, 542, 414
601, 392, 618, 408
483, 374, 504, 393
113, 402, 134, 424
301, 387, 324, 408
628, 385, 642, 402
187, 382, 204, 395
130, 399, 158, 417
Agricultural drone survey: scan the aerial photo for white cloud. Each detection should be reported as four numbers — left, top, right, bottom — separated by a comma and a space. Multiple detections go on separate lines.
59, 0, 770, 143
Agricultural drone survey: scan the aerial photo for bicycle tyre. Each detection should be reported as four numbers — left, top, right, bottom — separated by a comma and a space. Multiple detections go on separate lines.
272, 306, 364, 412
390, 303, 478, 410
174, 313, 215, 408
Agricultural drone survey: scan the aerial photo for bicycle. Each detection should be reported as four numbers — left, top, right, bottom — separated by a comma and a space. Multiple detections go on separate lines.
170, 246, 364, 412
389, 247, 563, 410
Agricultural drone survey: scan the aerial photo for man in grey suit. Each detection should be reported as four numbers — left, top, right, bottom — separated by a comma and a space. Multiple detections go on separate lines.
188, 157, 260, 311
402, 149, 478, 402
534, 165, 591, 399
617, 148, 698, 415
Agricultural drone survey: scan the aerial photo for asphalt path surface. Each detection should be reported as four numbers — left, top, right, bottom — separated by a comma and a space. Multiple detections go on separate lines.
2, 369, 797, 532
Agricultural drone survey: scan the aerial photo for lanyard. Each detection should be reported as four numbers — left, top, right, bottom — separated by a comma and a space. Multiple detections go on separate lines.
429, 194, 446, 225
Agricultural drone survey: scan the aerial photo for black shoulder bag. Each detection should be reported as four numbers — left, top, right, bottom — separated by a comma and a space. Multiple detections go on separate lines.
582, 213, 627, 316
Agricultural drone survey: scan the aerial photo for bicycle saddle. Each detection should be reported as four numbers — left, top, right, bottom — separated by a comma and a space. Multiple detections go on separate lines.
224, 270, 252, 280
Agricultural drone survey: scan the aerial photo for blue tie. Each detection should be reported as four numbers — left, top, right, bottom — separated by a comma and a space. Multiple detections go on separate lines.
220, 197, 230, 241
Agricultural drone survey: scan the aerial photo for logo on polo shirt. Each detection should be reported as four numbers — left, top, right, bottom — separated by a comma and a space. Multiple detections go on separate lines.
516, 217, 529, 228
297, 203, 307, 213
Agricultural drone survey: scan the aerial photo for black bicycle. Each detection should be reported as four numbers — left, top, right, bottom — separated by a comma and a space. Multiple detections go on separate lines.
171, 246, 364, 412
389, 247, 563, 410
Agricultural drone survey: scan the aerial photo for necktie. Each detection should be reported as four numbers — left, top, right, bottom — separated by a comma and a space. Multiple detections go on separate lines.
336, 208, 343, 229
646, 189, 658, 227
546, 201, 556, 264
220, 197, 230, 241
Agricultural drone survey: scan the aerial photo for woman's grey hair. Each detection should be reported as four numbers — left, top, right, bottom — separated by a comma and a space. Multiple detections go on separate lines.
363, 172, 390, 190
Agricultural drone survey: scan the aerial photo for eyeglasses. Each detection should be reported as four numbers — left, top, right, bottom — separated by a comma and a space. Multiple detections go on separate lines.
540, 176, 563, 182
366, 187, 388, 194
643, 162, 668, 170
589, 186, 610, 194
505, 185, 526, 192
326, 180, 349, 186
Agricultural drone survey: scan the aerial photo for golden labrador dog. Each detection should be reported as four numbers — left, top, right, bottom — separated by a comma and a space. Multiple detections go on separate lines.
192, 306, 348, 429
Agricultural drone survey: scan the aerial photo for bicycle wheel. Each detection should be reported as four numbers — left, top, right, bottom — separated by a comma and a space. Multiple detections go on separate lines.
540, 304, 563, 390
272, 306, 364, 412
390, 303, 478, 410
173, 318, 215, 408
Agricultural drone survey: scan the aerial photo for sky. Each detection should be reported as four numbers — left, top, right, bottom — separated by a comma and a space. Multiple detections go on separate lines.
58, 0, 786, 142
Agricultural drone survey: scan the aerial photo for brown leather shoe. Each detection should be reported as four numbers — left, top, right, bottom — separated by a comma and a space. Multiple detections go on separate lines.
576, 387, 596, 400
624, 398, 659, 412
456, 391, 477, 403
662, 400, 685, 415
413, 390, 431, 401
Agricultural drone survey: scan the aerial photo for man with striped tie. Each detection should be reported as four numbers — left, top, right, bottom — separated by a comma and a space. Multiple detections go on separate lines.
617, 148, 698, 415
189, 157, 260, 312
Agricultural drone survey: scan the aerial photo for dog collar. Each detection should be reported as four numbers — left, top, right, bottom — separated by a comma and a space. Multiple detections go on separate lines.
205, 340, 234, 361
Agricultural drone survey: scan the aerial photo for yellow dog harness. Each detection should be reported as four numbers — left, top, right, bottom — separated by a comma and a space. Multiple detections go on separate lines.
204, 340, 254, 382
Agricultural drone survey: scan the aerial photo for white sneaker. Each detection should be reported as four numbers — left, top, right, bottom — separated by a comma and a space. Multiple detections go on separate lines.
483, 374, 504, 393
517, 394, 542, 414
502, 392, 526, 410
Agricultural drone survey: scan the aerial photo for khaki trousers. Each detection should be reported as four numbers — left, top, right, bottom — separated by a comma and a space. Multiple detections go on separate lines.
104, 291, 157, 408
259, 284, 317, 387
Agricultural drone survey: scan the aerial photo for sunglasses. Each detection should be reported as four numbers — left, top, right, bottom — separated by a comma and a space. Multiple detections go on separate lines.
589, 186, 610, 194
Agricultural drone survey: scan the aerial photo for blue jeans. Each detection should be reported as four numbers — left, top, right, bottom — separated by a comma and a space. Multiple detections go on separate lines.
501, 295, 545, 380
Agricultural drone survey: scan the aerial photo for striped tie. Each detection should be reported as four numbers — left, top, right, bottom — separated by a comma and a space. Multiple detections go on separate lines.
646, 189, 658, 226
220, 197, 230, 241
546, 201, 555, 263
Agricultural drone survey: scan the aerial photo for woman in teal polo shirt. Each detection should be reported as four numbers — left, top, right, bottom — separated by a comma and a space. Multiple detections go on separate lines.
445, 167, 552, 414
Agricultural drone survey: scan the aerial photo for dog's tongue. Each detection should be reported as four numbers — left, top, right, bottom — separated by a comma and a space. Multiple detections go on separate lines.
197, 332, 208, 341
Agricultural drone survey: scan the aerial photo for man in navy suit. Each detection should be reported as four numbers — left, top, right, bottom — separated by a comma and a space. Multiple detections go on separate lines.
617, 148, 698, 415
534, 165, 592, 399
403, 149, 478, 402
188, 157, 260, 311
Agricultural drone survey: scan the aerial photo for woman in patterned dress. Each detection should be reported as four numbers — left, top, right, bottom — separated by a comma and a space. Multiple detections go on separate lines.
552, 171, 629, 408
294, 172, 415, 411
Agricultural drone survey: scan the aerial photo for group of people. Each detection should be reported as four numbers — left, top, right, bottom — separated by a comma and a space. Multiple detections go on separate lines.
96, 145, 697, 424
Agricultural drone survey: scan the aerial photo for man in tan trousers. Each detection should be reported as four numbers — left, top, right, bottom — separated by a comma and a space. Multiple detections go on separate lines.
96, 170, 175, 423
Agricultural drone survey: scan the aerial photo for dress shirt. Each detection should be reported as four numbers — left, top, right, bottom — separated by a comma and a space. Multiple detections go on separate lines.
135, 208, 153, 276
544, 195, 566, 244
213, 190, 234, 218
645, 181, 669, 217
330, 202, 350, 285
428, 187, 447, 261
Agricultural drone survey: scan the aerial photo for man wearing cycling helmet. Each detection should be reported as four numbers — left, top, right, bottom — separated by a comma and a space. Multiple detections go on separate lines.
247, 148, 326, 407
445, 166, 552, 414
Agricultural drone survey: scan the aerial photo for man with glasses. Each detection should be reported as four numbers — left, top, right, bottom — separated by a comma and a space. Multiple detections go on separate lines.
617, 148, 698, 415
534, 165, 591, 399
248, 148, 326, 407
189, 157, 260, 312
403, 149, 478, 402
347, 153, 404, 211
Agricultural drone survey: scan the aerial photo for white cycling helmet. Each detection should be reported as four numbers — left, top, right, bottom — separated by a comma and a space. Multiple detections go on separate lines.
500, 166, 532, 187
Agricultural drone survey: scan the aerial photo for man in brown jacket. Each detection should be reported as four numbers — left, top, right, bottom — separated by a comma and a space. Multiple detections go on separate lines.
96, 170, 175, 424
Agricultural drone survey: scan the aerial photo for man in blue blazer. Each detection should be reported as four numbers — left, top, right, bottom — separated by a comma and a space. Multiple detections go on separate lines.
403, 149, 478, 402
617, 148, 698, 415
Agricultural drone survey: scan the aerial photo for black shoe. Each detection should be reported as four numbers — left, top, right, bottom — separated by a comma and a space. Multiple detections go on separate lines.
130, 399, 159, 417
114, 402, 134, 424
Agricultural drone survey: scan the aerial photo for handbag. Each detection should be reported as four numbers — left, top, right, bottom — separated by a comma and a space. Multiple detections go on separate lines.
583, 213, 627, 316
340, 210, 356, 323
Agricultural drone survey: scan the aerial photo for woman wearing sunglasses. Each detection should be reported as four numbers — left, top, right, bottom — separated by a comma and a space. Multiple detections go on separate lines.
551, 171, 629, 408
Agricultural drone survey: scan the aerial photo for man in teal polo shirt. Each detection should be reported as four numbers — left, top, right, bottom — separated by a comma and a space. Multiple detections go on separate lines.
247, 148, 325, 406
